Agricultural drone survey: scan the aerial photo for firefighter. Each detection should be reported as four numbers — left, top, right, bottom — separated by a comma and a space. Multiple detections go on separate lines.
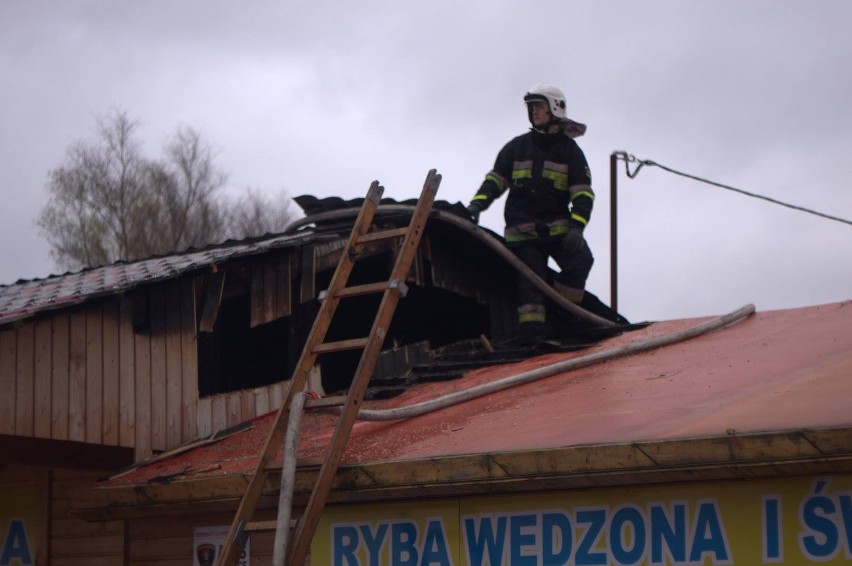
466, 82, 597, 344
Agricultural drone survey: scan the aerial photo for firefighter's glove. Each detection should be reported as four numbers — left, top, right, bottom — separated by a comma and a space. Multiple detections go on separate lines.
466, 202, 484, 224
560, 224, 585, 253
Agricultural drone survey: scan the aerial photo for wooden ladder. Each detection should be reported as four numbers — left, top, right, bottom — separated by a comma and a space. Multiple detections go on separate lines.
216, 169, 441, 566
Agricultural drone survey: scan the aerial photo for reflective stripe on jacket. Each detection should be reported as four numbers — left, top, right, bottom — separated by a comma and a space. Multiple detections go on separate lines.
472, 129, 594, 242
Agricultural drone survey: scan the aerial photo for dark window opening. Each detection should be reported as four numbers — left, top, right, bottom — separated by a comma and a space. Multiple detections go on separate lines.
391, 286, 490, 347
198, 293, 290, 397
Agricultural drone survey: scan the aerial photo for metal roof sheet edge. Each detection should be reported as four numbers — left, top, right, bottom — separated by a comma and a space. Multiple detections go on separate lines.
74, 425, 852, 521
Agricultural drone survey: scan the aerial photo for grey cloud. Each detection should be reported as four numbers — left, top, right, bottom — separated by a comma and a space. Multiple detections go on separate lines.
1, 0, 850, 322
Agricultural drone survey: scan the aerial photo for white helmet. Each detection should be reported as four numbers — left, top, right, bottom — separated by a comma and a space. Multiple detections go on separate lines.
524, 83, 567, 120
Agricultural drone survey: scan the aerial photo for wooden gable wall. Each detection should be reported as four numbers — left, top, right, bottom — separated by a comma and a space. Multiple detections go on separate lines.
0, 279, 198, 459
0, 246, 322, 462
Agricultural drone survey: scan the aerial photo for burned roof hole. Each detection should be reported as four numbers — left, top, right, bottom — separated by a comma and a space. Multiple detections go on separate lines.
198, 294, 290, 396
316, 275, 492, 396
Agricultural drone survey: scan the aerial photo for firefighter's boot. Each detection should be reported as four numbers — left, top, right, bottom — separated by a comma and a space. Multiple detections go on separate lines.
517, 321, 548, 346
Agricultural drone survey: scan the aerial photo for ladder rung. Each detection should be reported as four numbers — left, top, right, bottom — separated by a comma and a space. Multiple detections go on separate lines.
312, 337, 369, 354
305, 395, 347, 409
355, 227, 409, 244
245, 519, 297, 532
335, 281, 390, 298
334, 279, 408, 299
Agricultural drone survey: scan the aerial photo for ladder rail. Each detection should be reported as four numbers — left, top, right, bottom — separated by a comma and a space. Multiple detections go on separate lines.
216, 181, 385, 566
286, 169, 440, 565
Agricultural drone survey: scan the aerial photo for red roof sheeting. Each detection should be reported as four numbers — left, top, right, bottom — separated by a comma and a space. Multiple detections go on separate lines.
101, 301, 852, 488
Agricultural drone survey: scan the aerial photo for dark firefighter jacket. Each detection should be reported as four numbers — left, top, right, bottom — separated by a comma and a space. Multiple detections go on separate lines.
472, 129, 594, 243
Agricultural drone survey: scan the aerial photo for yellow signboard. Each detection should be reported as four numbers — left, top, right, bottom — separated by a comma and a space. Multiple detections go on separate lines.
0, 485, 40, 566
313, 475, 852, 565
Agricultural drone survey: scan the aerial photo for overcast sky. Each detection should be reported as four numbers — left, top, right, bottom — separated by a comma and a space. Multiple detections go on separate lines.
1, 1, 850, 322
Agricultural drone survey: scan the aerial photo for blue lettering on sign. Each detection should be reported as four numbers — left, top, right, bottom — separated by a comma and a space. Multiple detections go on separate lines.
649, 503, 686, 564
509, 513, 537, 566
458, 503, 736, 566
333, 524, 360, 566
542, 511, 572, 566
840, 493, 852, 558
332, 519, 449, 566
799, 479, 852, 561
333, 497, 745, 565
463, 515, 506, 565
762, 496, 783, 563
391, 522, 419, 566
688, 501, 731, 563
360, 523, 388, 566
609, 505, 646, 565
420, 520, 451, 566
0, 519, 33, 566
575, 508, 607, 565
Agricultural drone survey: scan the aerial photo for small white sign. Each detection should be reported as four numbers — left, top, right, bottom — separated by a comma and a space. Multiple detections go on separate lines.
193, 525, 250, 566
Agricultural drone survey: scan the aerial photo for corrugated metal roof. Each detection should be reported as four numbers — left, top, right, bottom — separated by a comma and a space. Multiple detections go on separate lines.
292, 195, 468, 218
95, 300, 852, 490
0, 231, 321, 326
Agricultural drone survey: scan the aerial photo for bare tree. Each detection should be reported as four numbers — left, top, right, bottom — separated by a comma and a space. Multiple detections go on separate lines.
157, 126, 229, 250
38, 111, 299, 270
226, 188, 298, 239
38, 111, 153, 268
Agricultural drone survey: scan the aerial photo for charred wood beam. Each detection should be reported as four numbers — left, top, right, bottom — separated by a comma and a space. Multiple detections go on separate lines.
199, 271, 226, 333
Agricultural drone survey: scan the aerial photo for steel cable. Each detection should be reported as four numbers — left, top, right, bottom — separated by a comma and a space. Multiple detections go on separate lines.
613, 152, 852, 227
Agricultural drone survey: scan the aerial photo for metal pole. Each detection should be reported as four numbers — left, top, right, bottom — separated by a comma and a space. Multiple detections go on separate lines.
609, 153, 618, 315
272, 391, 306, 566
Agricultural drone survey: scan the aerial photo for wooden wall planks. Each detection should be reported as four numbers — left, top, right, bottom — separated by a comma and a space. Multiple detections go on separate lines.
1, 257, 297, 461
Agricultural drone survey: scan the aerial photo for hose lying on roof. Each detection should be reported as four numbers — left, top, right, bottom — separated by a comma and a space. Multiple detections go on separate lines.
325, 303, 755, 422
284, 206, 617, 328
